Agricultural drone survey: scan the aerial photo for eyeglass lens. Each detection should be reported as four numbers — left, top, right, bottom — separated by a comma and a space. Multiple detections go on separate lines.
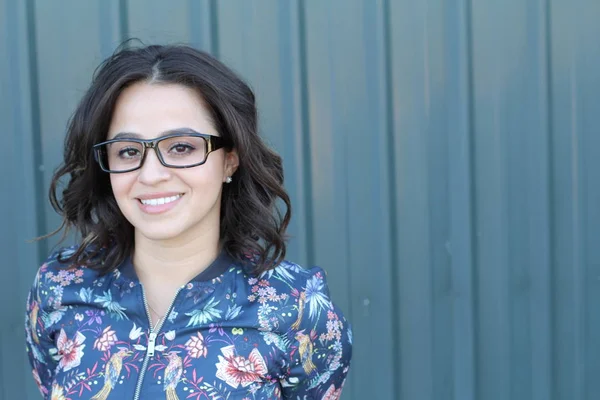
99, 136, 208, 171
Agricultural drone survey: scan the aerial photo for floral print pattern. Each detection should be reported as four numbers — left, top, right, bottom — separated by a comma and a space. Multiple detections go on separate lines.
215, 345, 269, 389
93, 326, 118, 352
25, 247, 352, 399
185, 332, 208, 358
51, 330, 86, 372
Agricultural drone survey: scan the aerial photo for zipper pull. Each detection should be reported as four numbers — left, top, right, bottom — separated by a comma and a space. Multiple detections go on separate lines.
147, 332, 157, 357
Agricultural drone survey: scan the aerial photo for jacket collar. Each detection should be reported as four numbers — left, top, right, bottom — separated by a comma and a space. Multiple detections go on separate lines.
117, 250, 235, 284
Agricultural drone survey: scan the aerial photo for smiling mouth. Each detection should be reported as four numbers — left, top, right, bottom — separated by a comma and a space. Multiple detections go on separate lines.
137, 194, 183, 206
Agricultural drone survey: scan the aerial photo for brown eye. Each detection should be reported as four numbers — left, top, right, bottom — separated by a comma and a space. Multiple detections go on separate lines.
118, 147, 141, 159
169, 143, 196, 155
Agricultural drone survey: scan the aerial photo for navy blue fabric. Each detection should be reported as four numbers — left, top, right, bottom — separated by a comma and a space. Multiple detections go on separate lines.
25, 246, 352, 399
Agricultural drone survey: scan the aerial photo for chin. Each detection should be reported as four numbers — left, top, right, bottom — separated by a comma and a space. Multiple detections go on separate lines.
134, 224, 188, 242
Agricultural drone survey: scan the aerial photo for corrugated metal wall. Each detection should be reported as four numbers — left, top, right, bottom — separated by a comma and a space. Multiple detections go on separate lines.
2, 1, 600, 399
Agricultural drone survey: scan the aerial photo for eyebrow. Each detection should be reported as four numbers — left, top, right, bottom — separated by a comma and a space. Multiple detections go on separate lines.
111, 128, 203, 140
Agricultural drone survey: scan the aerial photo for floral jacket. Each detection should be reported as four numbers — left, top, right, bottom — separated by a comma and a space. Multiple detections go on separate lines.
25, 246, 352, 400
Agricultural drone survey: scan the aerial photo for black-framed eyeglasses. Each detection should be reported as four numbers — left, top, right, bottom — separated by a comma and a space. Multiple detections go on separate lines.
93, 133, 226, 173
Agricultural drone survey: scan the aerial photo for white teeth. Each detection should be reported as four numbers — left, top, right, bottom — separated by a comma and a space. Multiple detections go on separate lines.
140, 194, 182, 206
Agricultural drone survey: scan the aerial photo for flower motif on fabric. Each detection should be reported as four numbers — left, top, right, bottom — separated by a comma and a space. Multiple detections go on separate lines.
51, 382, 67, 400
250, 279, 282, 305
46, 268, 84, 287
50, 329, 86, 372
186, 332, 208, 358
165, 330, 176, 341
321, 311, 344, 342
94, 326, 118, 352
85, 309, 105, 325
215, 345, 268, 388
129, 323, 143, 340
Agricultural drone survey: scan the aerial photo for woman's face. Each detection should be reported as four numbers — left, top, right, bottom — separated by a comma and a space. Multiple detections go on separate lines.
106, 82, 238, 244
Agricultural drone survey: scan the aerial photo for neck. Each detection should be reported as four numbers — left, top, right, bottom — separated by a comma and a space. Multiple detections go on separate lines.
132, 223, 221, 288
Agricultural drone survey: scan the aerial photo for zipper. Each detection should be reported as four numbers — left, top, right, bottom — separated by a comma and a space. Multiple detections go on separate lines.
132, 285, 183, 400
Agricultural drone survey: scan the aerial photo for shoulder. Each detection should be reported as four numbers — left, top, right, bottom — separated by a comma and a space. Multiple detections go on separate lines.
38, 243, 104, 277
29, 244, 107, 309
259, 259, 326, 289
242, 260, 332, 303
241, 259, 351, 334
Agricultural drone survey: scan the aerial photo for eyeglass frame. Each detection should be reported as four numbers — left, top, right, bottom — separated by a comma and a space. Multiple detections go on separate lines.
92, 132, 227, 173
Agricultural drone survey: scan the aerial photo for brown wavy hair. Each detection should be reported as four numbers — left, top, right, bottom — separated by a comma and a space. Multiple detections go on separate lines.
47, 42, 291, 274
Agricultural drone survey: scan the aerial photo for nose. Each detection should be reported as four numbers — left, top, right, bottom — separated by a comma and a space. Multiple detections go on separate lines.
136, 148, 171, 185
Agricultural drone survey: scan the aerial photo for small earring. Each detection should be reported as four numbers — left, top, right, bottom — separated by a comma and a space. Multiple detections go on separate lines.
225, 176, 232, 183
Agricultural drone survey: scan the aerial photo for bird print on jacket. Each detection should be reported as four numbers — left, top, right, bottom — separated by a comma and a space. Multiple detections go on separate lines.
25, 246, 352, 399
29, 300, 40, 345
290, 291, 306, 331
164, 351, 183, 400
91, 348, 132, 400
295, 330, 317, 375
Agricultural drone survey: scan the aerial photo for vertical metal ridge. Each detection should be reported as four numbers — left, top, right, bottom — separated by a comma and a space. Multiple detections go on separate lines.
296, 0, 315, 268
544, 1, 556, 399
382, 0, 400, 396
25, 0, 47, 261
97, 1, 113, 57
532, 1, 554, 399
464, 0, 478, 398
422, 2, 436, 397
210, 0, 220, 58
445, 0, 476, 398
187, 0, 203, 50
565, 10, 583, 397
570, 54, 585, 400
570, 85, 584, 400
119, 0, 129, 42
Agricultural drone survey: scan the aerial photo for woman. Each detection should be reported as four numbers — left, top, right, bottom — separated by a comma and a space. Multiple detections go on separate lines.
25, 43, 352, 400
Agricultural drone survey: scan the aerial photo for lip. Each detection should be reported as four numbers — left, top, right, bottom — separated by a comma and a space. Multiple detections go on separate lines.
135, 193, 184, 215
136, 192, 183, 200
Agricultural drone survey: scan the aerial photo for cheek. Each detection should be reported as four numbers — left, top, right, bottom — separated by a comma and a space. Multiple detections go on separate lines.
109, 175, 134, 203
181, 168, 223, 194
185, 155, 226, 189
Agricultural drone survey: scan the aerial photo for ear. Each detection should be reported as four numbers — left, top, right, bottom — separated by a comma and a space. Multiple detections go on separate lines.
223, 148, 239, 180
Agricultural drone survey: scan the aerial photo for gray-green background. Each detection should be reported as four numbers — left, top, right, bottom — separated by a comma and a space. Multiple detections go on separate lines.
2, 0, 600, 399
